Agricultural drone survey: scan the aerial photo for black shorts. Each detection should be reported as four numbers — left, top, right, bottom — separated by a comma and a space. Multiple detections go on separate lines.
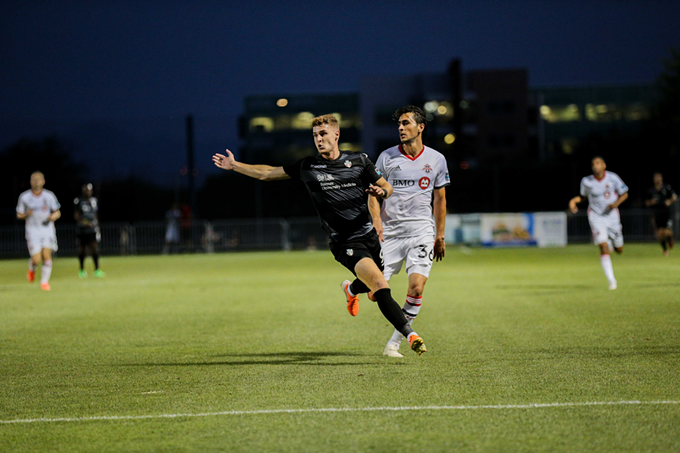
654, 211, 672, 229
330, 230, 384, 276
77, 231, 98, 246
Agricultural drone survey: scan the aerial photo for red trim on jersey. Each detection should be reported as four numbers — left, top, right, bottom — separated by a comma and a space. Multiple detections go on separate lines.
398, 145, 425, 161
594, 171, 606, 181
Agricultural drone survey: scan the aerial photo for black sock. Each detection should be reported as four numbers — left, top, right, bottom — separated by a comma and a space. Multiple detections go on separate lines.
373, 288, 413, 338
93, 252, 100, 270
349, 278, 369, 295
661, 240, 667, 251
78, 253, 85, 270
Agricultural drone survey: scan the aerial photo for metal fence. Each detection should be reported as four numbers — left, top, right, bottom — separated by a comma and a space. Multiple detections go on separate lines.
0, 209, 676, 258
0, 217, 329, 258
567, 208, 679, 243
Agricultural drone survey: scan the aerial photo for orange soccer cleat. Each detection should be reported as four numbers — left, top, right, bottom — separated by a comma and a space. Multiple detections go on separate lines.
40, 283, 51, 291
341, 280, 359, 316
27, 270, 35, 283
409, 334, 427, 355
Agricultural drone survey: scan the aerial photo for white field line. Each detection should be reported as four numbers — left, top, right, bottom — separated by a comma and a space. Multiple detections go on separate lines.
1, 400, 679, 425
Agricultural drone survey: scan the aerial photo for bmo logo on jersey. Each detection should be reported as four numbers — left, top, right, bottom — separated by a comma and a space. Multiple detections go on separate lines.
392, 179, 415, 187
419, 177, 431, 190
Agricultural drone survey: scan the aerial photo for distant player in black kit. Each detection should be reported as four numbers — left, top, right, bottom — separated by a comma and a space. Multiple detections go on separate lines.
212, 114, 427, 355
74, 183, 105, 278
645, 172, 677, 256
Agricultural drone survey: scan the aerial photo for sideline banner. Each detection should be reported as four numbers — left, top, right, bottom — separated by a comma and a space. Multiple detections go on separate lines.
481, 213, 537, 247
533, 212, 568, 247
445, 212, 567, 248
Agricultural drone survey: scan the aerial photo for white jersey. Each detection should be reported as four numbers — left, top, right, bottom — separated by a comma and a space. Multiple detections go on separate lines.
16, 189, 61, 239
375, 145, 450, 238
580, 171, 628, 216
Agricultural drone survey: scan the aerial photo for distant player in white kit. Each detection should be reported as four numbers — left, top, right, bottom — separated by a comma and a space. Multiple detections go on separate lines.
569, 156, 628, 290
368, 106, 450, 357
16, 172, 62, 291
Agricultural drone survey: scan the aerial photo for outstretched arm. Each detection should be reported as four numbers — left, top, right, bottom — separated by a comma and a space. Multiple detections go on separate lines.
213, 149, 290, 181
433, 187, 447, 261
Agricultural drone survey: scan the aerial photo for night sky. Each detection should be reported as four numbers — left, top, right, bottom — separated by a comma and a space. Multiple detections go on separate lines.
2, 0, 679, 184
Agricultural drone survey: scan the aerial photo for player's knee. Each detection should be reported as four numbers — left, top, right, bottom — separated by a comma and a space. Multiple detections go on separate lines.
408, 283, 424, 297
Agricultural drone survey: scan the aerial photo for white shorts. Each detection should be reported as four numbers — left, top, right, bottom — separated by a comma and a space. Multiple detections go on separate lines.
381, 233, 435, 280
26, 233, 58, 256
588, 210, 623, 247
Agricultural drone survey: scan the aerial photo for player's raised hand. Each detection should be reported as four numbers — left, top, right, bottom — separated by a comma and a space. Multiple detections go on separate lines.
213, 150, 236, 170
434, 237, 446, 261
366, 184, 386, 199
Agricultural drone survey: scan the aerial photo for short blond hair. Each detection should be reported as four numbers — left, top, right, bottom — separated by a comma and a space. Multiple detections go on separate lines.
311, 114, 339, 129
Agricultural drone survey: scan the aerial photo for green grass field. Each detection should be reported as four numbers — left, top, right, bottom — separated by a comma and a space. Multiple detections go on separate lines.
1, 244, 679, 452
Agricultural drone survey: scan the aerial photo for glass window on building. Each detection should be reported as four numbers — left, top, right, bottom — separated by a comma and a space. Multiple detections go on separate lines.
339, 142, 362, 152
585, 103, 649, 122
249, 117, 274, 132
540, 104, 580, 123
292, 112, 315, 130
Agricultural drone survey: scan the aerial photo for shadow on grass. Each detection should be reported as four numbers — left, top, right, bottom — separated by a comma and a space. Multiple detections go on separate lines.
123, 351, 405, 367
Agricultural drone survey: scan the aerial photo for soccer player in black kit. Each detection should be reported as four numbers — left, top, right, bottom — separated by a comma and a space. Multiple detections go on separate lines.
212, 114, 427, 355
645, 172, 677, 256
74, 183, 105, 278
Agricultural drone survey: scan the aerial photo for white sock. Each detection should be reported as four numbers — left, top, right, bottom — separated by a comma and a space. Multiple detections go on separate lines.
41, 260, 52, 284
346, 282, 356, 297
600, 254, 616, 284
28, 259, 37, 272
388, 295, 423, 345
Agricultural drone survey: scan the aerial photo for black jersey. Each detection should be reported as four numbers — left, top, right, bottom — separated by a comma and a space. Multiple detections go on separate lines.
74, 196, 99, 233
283, 152, 382, 242
648, 184, 676, 213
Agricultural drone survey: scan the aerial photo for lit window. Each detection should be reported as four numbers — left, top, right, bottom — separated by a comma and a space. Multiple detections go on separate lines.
249, 117, 274, 132
444, 133, 456, 144
541, 105, 580, 123
292, 112, 314, 129
276, 98, 288, 107
339, 142, 361, 152
624, 103, 649, 121
561, 138, 578, 155
585, 104, 629, 122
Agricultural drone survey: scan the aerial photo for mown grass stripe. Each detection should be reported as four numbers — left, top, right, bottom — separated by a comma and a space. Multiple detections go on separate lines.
2, 400, 679, 425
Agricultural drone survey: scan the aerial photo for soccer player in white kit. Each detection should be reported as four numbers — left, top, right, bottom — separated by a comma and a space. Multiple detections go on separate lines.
368, 106, 450, 357
569, 156, 629, 290
16, 172, 62, 291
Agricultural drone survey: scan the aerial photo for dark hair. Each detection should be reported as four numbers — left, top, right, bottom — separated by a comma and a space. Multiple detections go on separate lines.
393, 105, 427, 125
591, 155, 605, 164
